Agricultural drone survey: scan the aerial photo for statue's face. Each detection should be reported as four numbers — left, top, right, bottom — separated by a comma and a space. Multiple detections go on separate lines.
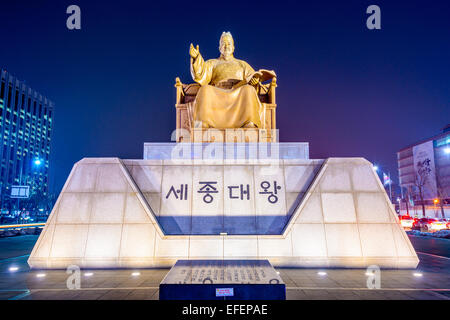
220, 36, 234, 57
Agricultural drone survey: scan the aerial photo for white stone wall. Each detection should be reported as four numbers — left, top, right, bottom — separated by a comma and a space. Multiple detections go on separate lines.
28, 157, 419, 269
284, 158, 418, 268
124, 159, 323, 235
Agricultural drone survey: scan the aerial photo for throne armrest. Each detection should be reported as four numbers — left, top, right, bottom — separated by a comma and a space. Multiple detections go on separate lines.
175, 77, 201, 104
268, 77, 277, 104
258, 77, 277, 104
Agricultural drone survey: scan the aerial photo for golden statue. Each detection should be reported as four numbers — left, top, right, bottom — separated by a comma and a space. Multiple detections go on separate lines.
189, 32, 276, 129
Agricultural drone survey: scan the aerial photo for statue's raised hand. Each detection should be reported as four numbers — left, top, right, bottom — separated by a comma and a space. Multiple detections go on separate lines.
190, 43, 200, 59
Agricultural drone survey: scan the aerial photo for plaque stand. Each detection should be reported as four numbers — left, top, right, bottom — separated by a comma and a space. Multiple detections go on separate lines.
159, 260, 286, 300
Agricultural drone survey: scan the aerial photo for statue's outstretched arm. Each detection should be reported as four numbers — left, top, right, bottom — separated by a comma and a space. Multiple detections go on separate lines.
190, 44, 212, 85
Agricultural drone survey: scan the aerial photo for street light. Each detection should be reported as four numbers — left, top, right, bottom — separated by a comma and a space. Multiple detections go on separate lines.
15, 157, 42, 216
373, 163, 394, 202
16, 157, 44, 216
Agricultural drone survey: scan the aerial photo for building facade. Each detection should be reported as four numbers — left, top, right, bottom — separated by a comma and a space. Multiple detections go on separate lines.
0, 69, 54, 209
397, 125, 450, 210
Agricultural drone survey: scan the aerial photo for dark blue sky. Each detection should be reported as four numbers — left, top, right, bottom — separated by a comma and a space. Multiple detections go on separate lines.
1, 0, 449, 193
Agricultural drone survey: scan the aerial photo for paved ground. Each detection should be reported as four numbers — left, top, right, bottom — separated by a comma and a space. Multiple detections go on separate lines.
0, 234, 449, 300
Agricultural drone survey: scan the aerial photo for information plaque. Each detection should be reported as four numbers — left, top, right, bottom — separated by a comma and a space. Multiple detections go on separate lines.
159, 260, 286, 300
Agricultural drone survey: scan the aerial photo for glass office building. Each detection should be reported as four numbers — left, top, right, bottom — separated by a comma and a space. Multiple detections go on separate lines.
0, 69, 54, 208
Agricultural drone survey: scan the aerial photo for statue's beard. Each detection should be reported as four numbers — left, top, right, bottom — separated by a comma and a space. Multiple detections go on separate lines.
220, 47, 234, 58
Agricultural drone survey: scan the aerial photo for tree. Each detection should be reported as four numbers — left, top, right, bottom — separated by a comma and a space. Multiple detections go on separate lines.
436, 179, 447, 219
414, 159, 432, 217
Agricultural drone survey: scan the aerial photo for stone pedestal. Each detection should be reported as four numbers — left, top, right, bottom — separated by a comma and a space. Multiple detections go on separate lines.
143, 142, 309, 160
159, 260, 286, 300
28, 148, 419, 269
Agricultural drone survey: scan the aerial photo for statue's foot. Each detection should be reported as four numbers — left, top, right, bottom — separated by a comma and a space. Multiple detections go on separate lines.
194, 121, 210, 128
242, 121, 258, 128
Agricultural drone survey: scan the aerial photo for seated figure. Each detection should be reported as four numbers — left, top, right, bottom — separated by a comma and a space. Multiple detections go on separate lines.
189, 32, 276, 129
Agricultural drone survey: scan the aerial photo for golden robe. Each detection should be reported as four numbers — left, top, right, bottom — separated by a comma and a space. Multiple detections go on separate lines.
190, 54, 263, 128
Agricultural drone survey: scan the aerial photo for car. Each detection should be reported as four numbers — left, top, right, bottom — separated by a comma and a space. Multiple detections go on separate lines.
413, 218, 447, 232
432, 219, 448, 231
0, 215, 18, 225
398, 215, 414, 229
411, 218, 424, 230
442, 219, 450, 230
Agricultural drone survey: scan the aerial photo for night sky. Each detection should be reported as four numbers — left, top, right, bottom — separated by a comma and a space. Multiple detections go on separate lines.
1, 0, 449, 193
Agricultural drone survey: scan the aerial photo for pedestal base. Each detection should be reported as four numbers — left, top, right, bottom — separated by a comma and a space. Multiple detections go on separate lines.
143, 142, 309, 160
159, 260, 286, 300
28, 154, 419, 269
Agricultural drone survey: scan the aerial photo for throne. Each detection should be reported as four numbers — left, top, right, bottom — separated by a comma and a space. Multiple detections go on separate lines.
174, 77, 278, 143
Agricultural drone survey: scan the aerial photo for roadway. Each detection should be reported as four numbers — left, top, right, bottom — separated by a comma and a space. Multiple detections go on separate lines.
408, 234, 450, 258
0, 233, 449, 300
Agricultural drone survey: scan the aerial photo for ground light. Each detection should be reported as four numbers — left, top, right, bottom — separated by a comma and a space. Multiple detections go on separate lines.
84, 272, 94, 277
317, 271, 327, 276
131, 272, 141, 276
36, 273, 46, 278
413, 272, 423, 277
9, 266, 19, 272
